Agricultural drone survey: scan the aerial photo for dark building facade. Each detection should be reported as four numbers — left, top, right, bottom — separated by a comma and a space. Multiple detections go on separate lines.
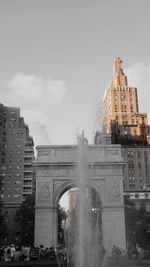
95, 133, 150, 192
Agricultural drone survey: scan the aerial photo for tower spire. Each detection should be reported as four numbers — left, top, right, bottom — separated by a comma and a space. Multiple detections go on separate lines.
112, 57, 123, 76
111, 57, 128, 87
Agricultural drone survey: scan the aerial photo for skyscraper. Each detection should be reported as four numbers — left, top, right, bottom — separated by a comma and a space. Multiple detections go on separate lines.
95, 58, 150, 193
103, 57, 147, 144
0, 103, 34, 242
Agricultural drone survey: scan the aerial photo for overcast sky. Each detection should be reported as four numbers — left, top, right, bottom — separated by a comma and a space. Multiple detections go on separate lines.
1, 0, 150, 209
1, 0, 150, 147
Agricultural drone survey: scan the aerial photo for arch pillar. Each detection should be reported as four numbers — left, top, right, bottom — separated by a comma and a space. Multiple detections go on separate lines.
102, 205, 126, 255
34, 172, 58, 247
34, 206, 58, 247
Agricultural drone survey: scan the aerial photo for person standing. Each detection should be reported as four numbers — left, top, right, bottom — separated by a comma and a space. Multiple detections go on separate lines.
10, 244, 16, 262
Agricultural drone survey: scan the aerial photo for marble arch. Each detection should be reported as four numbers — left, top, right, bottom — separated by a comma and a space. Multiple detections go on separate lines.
34, 139, 126, 255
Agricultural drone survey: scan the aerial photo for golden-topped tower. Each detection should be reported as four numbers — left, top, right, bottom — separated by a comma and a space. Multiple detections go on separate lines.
103, 57, 147, 143
111, 57, 128, 87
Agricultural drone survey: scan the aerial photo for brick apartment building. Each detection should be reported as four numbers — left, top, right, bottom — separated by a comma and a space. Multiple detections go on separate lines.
0, 103, 34, 243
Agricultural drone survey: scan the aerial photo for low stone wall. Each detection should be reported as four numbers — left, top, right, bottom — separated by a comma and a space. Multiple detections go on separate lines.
0, 260, 58, 267
103, 257, 150, 267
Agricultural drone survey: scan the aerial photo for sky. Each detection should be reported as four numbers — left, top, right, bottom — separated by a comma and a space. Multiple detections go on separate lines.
1, 0, 150, 208
1, 0, 150, 147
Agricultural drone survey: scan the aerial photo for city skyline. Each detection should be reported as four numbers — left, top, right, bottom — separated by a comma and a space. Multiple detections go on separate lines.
1, 0, 150, 148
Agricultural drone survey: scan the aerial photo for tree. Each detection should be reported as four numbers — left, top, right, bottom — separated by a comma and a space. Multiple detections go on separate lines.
0, 197, 8, 244
0, 176, 8, 244
124, 196, 150, 248
124, 196, 137, 245
134, 203, 150, 248
58, 204, 67, 245
14, 194, 35, 246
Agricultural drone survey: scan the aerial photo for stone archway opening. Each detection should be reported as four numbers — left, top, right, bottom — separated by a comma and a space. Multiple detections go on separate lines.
57, 186, 76, 246
57, 185, 103, 251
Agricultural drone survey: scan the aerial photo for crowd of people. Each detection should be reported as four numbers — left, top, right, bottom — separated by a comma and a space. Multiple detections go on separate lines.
0, 243, 149, 264
111, 244, 150, 263
126, 243, 149, 260
0, 244, 63, 263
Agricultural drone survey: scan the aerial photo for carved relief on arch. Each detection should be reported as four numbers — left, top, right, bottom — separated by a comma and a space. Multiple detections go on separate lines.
53, 179, 75, 207
107, 180, 121, 203
36, 180, 51, 206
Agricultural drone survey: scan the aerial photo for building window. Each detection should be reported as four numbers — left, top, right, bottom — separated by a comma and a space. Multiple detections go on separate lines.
138, 161, 142, 168
128, 161, 134, 168
129, 184, 135, 189
15, 174, 21, 178
114, 95, 118, 99
114, 105, 118, 109
122, 115, 127, 120
121, 95, 126, 99
135, 193, 139, 198
16, 145, 22, 149
16, 159, 22, 163
137, 151, 141, 158
14, 195, 21, 198
128, 151, 133, 156
16, 166, 21, 170
139, 182, 143, 189
14, 181, 21, 185
121, 105, 127, 109
1, 166, 6, 170
14, 187, 20, 191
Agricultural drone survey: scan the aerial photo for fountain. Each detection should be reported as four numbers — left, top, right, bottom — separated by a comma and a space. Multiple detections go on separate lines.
66, 131, 104, 267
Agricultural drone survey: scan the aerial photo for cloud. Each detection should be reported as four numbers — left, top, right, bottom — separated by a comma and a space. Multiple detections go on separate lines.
29, 121, 50, 146
5, 73, 67, 107
1, 73, 67, 145
125, 62, 150, 122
